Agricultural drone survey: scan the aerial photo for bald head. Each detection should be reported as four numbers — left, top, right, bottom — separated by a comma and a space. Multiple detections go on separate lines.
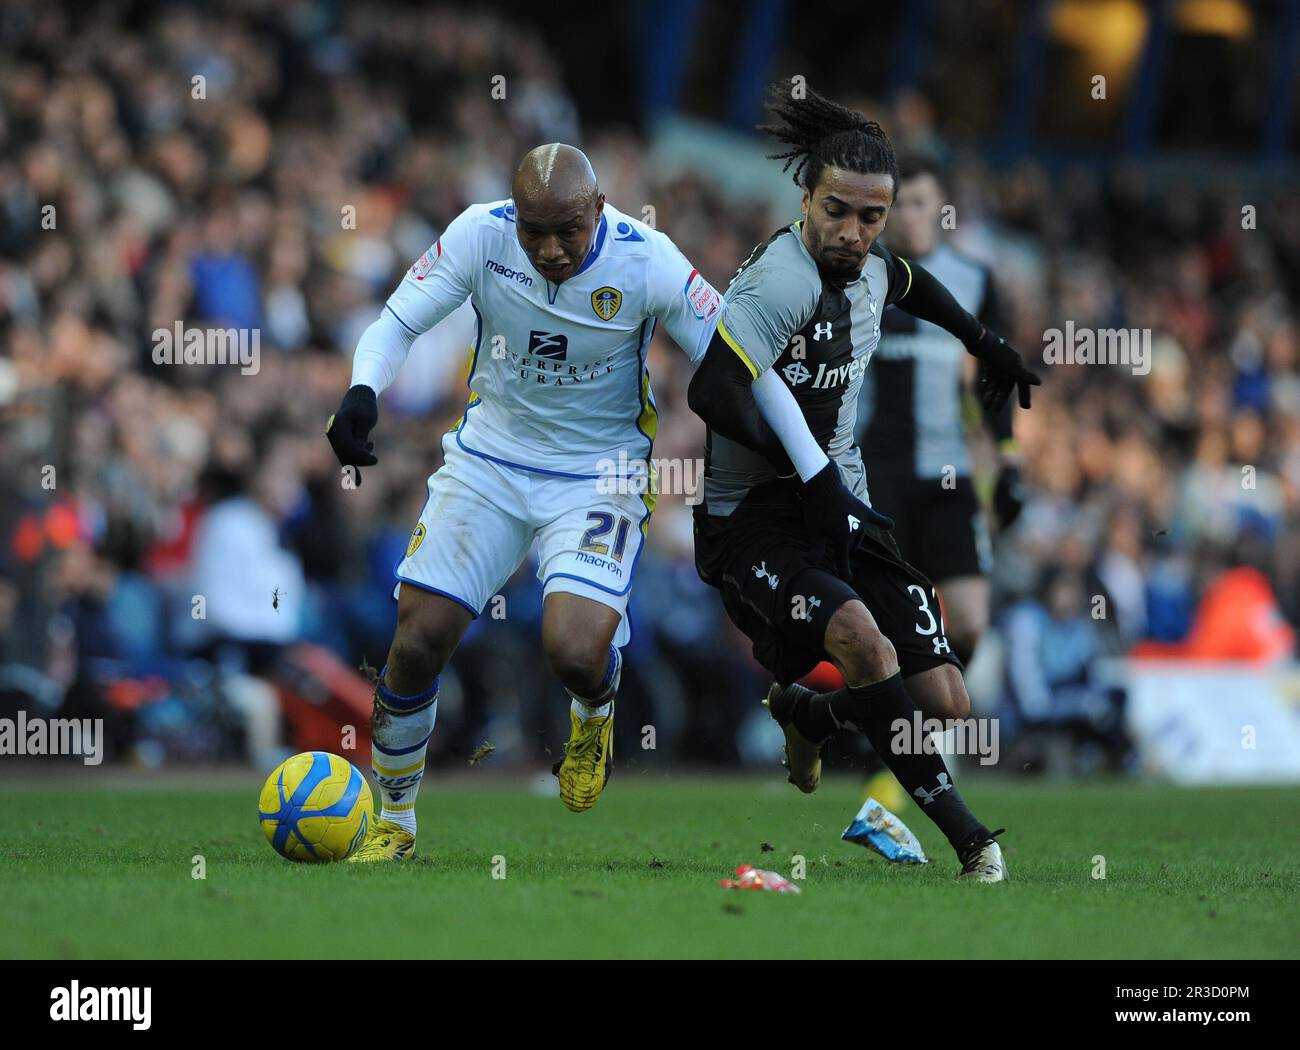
512, 143, 598, 209
511, 143, 604, 284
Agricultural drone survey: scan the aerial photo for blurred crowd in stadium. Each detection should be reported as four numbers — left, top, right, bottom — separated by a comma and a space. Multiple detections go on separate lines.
2, 2, 1297, 770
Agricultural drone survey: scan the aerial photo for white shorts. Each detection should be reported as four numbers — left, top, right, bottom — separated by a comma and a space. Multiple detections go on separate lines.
392, 436, 655, 647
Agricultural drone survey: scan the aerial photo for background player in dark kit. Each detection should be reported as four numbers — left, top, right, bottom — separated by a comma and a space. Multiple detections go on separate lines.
861, 150, 1025, 663
688, 84, 1040, 879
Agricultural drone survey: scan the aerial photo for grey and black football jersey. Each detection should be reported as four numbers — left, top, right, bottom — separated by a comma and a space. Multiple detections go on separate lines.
857, 243, 1000, 479
702, 222, 912, 516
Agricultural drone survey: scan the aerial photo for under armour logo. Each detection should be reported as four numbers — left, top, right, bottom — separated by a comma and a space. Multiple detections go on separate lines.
913, 773, 952, 806
847, 514, 861, 531
783, 361, 811, 386
813, 321, 833, 341
752, 562, 779, 589
932, 636, 951, 656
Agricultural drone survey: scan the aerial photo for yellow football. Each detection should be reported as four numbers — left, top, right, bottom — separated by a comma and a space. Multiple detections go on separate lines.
258, 751, 373, 862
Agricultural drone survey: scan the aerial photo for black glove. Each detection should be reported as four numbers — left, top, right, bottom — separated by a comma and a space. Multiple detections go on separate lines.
800, 460, 894, 579
968, 326, 1041, 412
325, 384, 379, 485
993, 462, 1026, 529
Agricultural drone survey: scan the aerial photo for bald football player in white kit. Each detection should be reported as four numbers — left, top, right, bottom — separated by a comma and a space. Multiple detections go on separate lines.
326, 144, 865, 861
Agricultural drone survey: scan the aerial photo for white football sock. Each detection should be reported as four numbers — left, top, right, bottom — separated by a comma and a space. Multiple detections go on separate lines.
370, 669, 439, 836
570, 698, 613, 721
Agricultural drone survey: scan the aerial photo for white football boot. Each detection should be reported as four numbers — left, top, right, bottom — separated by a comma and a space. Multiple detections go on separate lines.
957, 830, 1007, 882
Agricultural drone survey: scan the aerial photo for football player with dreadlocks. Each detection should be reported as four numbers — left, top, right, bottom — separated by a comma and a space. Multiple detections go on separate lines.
688, 83, 1040, 881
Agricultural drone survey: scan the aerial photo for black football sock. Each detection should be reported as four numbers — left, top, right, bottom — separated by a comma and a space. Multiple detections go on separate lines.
805, 672, 989, 850
790, 684, 841, 741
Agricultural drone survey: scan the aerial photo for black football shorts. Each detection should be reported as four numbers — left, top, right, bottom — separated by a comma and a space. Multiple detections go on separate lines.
862, 469, 992, 583
694, 484, 962, 686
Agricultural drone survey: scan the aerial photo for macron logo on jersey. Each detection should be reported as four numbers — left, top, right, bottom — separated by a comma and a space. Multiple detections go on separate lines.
485, 259, 534, 287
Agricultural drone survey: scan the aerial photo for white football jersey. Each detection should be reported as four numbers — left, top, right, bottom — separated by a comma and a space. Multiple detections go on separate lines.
354, 200, 721, 477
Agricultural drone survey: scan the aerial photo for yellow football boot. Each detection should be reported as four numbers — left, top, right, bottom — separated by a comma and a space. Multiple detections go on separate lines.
346, 816, 416, 863
553, 703, 614, 812
763, 682, 826, 794
863, 769, 910, 813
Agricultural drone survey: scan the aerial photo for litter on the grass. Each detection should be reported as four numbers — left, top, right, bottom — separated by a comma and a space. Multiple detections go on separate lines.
719, 864, 802, 893
841, 797, 928, 864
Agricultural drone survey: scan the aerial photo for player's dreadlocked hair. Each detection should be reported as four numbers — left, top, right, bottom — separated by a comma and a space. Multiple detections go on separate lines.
757, 82, 898, 193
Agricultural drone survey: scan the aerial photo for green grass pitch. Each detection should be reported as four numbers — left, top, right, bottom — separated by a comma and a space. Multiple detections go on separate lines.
2, 775, 1297, 959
